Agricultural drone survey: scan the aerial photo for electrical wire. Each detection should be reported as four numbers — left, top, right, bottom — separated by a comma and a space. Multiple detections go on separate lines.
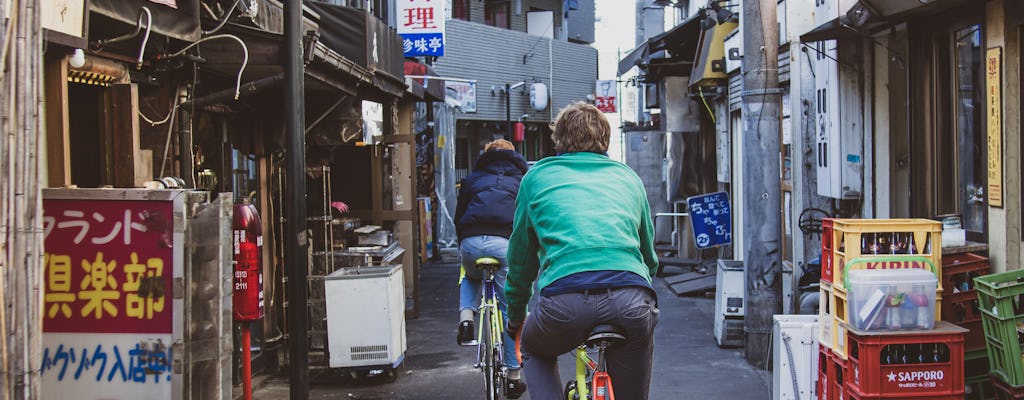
163, 34, 249, 100
202, 0, 242, 35
699, 86, 716, 125
140, 102, 176, 126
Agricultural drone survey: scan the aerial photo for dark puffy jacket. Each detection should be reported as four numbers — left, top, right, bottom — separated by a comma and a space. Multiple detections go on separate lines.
454, 149, 529, 242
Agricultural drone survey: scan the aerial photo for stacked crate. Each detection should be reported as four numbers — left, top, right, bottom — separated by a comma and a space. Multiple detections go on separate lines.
965, 348, 995, 400
974, 269, 1024, 398
941, 251, 993, 398
819, 219, 944, 359
844, 321, 966, 399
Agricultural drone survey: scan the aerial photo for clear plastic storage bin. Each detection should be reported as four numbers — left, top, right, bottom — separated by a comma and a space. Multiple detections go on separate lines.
847, 269, 937, 331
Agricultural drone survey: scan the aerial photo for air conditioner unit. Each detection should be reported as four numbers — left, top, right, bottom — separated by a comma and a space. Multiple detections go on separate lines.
714, 260, 745, 347
772, 315, 820, 400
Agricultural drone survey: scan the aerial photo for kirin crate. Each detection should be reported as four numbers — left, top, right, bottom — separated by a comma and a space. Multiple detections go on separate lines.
845, 321, 966, 398
825, 219, 943, 292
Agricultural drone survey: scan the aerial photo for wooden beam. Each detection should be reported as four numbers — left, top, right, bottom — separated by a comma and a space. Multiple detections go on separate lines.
109, 83, 142, 188
44, 56, 71, 187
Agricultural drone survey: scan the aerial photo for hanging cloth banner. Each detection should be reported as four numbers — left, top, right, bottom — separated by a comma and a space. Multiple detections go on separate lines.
595, 80, 617, 113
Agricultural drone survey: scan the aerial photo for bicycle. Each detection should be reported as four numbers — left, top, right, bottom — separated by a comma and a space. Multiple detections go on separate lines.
472, 256, 511, 400
563, 324, 626, 400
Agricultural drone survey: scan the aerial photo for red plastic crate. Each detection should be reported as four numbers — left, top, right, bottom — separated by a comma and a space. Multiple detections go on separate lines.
942, 252, 989, 293
819, 344, 829, 400
958, 318, 987, 352
822, 218, 835, 283
993, 374, 1024, 399
845, 390, 962, 400
846, 322, 966, 398
943, 292, 983, 324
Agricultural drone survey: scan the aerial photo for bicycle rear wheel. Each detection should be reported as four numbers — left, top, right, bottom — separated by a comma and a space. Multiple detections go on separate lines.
480, 307, 498, 400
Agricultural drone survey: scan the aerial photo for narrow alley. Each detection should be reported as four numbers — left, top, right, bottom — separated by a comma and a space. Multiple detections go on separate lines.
250, 261, 771, 399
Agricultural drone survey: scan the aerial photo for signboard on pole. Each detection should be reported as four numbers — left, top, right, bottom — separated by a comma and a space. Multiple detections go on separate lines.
686, 191, 732, 249
986, 46, 1003, 207
398, 0, 445, 57
41, 190, 184, 399
595, 80, 617, 113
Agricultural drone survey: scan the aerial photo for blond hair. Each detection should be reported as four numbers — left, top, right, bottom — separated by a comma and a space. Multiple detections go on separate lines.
550, 102, 610, 154
484, 138, 515, 152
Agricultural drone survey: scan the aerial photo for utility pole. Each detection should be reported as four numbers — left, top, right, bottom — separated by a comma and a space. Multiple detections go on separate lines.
284, 0, 309, 398
741, 0, 782, 369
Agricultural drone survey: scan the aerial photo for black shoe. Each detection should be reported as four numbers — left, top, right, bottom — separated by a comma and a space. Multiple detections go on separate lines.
457, 321, 476, 346
506, 378, 526, 399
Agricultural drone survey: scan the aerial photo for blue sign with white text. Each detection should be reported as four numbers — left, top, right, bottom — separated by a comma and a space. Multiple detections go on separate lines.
686, 191, 732, 249
401, 33, 444, 57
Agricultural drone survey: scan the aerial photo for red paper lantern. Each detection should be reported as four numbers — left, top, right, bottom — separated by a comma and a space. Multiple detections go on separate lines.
514, 122, 526, 142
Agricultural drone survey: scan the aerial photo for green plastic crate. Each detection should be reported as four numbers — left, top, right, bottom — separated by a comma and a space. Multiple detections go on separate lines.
975, 269, 1024, 320
979, 307, 1024, 387
965, 374, 995, 400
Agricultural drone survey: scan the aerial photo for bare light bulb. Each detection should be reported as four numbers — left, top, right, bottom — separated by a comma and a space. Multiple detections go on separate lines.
68, 48, 85, 69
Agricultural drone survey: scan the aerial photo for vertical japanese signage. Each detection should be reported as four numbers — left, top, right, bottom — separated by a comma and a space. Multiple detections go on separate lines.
595, 80, 617, 113
398, 0, 445, 57
986, 47, 1003, 207
41, 195, 177, 399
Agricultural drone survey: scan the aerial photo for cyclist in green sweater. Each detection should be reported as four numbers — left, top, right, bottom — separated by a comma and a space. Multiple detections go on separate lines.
505, 102, 660, 400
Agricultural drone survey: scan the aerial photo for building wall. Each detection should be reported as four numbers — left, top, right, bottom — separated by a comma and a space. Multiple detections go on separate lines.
431, 18, 598, 124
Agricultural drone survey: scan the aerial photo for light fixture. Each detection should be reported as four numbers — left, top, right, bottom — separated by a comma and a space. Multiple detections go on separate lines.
68, 48, 86, 69
709, 0, 734, 24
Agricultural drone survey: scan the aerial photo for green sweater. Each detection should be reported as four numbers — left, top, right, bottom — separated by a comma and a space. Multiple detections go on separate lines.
505, 152, 658, 322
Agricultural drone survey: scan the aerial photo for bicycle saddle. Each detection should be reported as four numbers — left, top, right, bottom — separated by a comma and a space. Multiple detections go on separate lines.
474, 257, 501, 270
586, 324, 626, 347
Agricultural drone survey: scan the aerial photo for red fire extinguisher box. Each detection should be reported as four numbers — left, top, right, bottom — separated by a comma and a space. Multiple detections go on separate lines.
233, 202, 264, 321
845, 321, 966, 398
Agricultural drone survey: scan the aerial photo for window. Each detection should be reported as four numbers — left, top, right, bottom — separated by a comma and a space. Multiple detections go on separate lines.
453, 0, 470, 21
485, 1, 509, 29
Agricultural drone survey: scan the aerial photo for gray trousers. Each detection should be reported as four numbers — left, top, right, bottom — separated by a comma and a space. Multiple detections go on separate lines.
520, 286, 659, 400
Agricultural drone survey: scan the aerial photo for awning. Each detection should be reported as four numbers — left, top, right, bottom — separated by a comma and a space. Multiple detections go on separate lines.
90, 0, 201, 42
304, 1, 406, 98
800, 0, 974, 42
617, 13, 703, 76
404, 61, 446, 102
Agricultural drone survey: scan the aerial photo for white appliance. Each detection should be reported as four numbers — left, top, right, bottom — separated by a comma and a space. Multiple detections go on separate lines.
772, 315, 820, 400
714, 260, 745, 347
324, 264, 407, 368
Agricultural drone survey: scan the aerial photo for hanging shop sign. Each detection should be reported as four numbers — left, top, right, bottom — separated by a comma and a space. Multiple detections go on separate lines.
445, 81, 477, 113
40, 190, 185, 399
986, 46, 1003, 208
398, 0, 445, 57
686, 191, 732, 249
595, 80, 617, 113
41, 0, 87, 46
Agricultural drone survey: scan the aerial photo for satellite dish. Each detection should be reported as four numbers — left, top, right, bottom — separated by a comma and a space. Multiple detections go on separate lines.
530, 82, 548, 111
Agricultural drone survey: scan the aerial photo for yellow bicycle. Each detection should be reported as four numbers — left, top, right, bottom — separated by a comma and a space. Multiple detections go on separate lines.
472, 257, 510, 400
563, 324, 626, 400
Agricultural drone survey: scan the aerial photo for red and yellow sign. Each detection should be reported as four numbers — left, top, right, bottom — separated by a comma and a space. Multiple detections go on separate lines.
43, 199, 174, 334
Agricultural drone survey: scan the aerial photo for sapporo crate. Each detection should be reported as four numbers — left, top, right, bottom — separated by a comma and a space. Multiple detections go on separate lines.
845, 321, 966, 398
827, 219, 943, 292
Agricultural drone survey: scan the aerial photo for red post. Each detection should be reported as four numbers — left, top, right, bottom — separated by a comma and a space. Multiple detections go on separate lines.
242, 322, 253, 400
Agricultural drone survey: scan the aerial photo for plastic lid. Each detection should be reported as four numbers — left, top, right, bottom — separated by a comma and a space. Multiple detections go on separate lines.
847, 268, 936, 284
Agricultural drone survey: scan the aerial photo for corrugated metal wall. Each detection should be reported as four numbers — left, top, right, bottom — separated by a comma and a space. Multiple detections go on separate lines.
431, 18, 598, 123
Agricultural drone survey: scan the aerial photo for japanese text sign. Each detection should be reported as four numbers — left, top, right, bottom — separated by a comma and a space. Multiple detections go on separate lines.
42, 196, 177, 398
986, 46, 1002, 207
595, 80, 616, 113
398, 0, 445, 57
686, 191, 732, 249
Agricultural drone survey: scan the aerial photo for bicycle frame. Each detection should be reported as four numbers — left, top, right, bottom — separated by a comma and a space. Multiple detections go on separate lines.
569, 344, 615, 400
474, 264, 506, 400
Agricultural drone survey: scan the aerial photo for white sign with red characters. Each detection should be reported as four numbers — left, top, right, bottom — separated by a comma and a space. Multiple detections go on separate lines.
398, 0, 445, 57
595, 80, 616, 113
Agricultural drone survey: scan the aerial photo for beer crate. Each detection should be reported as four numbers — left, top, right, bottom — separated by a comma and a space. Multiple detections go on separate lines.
822, 218, 835, 283
845, 321, 966, 398
826, 219, 943, 292
960, 318, 988, 352
992, 374, 1024, 399
966, 347, 992, 380
818, 344, 848, 400
975, 268, 1024, 322
820, 282, 833, 350
942, 252, 990, 295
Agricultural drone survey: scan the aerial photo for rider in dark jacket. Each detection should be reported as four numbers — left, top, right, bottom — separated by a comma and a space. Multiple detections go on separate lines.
453, 139, 529, 398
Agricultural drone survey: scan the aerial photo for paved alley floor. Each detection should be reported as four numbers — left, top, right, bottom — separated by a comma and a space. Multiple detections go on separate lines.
251, 261, 771, 399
